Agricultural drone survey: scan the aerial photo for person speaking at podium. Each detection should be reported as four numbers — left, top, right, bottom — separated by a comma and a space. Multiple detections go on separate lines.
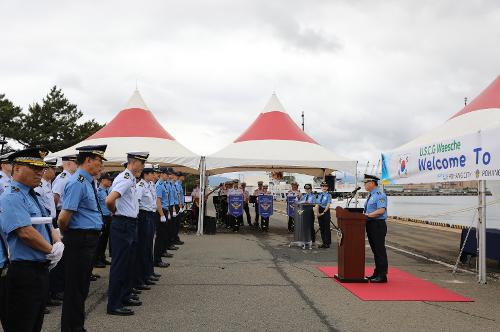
363, 174, 388, 283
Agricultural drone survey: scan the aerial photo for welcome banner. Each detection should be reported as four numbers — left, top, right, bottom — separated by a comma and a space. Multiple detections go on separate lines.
382, 127, 500, 184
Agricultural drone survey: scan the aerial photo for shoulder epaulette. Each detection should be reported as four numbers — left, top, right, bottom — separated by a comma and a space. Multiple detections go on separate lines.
138, 182, 144, 187
78, 175, 85, 183
11, 186, 20, 192
124, 172, 130, 179
60, 173, 66, 178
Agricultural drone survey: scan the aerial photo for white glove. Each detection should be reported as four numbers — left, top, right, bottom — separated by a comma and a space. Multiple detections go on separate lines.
172, 211, 177, 217
46, 241, 65, 270
160, 215, 167, 222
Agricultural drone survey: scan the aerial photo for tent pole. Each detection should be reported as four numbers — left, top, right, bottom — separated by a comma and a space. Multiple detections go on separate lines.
478, 180, 487, 284
197, 157, 206, 236
354, 161, 359, 208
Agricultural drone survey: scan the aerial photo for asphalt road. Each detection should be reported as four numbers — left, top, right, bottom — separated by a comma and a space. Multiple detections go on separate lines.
39, 203, 499, 332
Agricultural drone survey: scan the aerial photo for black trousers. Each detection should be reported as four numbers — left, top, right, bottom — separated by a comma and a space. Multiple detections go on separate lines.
173, 205, 181, 242
153, 209, 170, 263
0, 270, 7, 330
49, 210, 65, 297
96, 215, 112, 261
5, 261, 49, 332
288, 216, 295, 232
243, 203, 251, 225
261, 217, 269, 230
61, 229, 100, 332
136, 210, 155, 285
366, 219, 388, 277
318, 207, 331, 246
254, 204, 260, 226
107, 216, 138, 311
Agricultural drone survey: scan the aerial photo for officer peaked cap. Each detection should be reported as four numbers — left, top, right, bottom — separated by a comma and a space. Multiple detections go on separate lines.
76, 145, 107, 161
9, 147, 49, 168
127, 152, 149, 161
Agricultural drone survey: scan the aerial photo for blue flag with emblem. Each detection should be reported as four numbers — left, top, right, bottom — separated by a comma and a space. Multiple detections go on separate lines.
228, 194, 244, 217
258, 195, 273, 218
287, 195, 297, 217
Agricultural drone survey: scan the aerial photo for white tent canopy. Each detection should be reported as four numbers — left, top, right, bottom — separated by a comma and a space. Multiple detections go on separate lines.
49, 90, 201, 173
205, 93, 357, 176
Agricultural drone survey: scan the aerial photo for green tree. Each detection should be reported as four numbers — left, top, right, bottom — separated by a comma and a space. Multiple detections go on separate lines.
0, 93, 23, 153
17, 86, 104, 152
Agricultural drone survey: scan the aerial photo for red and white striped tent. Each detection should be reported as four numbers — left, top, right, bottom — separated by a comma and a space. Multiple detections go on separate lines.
204, 93, 357, 177
50, 90, 200, 172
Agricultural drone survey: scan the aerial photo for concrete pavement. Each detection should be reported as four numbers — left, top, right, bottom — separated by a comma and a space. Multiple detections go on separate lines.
40, 205, 499, 332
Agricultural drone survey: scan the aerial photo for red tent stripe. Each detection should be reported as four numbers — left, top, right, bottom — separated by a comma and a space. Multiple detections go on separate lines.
87, 108, 175, 140
234, 111, 318, 144
450, 74, 500, 120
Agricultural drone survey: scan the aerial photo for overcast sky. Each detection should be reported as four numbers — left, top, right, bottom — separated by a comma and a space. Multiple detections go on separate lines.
1, 0, 500, 166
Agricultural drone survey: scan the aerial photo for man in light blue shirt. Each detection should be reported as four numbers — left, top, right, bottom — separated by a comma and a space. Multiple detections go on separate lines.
153, 168, 172, 268
106, 152, 148, 316
315, 181, 332, 249
363, 174, 388, 283
0, 147, 62, 332
299, 183, 316, 243
95, 172, 113, 268
57, 145, 107, 331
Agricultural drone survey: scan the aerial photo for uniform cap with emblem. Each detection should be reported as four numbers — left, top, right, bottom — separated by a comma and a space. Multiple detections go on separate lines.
320, 181, 329, 187
160, 166, 169, 174
100, 172, 114, 181
0, 151, 15, 164
44, 158, 58, 167
363, 174, 380, 183
76, 145, 107, 160
143, 163, 154, 173
153, 164, 161, 172
61, 154, 77, 162
8, 147, 50, 168
304, 183, 312, 190
127, 152, 149, 162
257, 181, 263, 185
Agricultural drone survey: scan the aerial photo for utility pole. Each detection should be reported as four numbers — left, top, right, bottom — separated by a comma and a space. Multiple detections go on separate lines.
464, 97, 468, 106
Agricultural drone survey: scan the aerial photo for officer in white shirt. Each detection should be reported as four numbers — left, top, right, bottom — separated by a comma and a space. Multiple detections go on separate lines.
106, 152, 148, 316
34, 159, 58, 220
227, 180, 243, 231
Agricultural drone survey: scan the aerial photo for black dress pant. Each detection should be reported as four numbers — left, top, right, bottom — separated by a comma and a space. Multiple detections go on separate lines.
318, 207, 331, 246
96, 215, 112, 261
173, 205, 181, 242
108, 216, 138, 311
0, 269, 8, 330
254, 204, 260, 226
5, 261, 49, 332
61, 229, 100, 332
243, 203, 251, 225
261, 217, 269, 230
136, 210, 154, 285
366, 219, 388, 277
288, 216, 295, 232
153, 209, 170, 263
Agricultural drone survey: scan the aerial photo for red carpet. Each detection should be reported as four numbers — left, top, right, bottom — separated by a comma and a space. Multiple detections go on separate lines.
317, 266, 473, 302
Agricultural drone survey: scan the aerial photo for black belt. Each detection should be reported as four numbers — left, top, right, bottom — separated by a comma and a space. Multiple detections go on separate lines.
10, 260, 50, 268
114, 215, 138, 222
66, 228, 101, 234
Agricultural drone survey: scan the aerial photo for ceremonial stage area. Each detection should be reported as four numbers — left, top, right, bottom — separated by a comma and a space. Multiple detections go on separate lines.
40, 204, 499, 332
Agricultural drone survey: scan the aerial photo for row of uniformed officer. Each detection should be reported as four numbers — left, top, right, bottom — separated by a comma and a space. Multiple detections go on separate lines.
0, 148, 64, 332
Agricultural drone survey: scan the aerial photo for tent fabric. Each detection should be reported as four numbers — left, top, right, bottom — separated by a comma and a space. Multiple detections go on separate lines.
205, 93, 357, 176
394, 75, 500, 151
49, 90, 200, 172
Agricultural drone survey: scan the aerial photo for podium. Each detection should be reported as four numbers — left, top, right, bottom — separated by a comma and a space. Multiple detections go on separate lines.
289, 203, 315, 250
334, 207, 368, 282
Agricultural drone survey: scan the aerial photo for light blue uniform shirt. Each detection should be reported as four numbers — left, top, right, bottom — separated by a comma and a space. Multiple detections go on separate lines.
299, 192, 316, 203
137, 179, 156, 212
111, 169, 139, 218
364, 187, 388, 220
176, 181, 185, 205
0, 181, 52, 262
62, 169, 103, 230
52, 169, 71, 210
167, 181, 178, 206
316, 192, 332, 208
98, 186, 111, 216
155, 180, 169, 209
0, 171, 12, 196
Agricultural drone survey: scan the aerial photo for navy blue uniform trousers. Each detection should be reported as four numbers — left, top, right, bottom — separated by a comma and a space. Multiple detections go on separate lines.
107, 216, 138, 311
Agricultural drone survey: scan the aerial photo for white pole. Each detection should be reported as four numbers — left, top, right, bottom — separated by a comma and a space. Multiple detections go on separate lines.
197, 157, 206, 236
354, 161, 359, 208
478, 180, 487, 284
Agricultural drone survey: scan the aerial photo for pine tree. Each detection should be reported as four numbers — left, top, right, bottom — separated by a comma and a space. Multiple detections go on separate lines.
0, 93, 23, 153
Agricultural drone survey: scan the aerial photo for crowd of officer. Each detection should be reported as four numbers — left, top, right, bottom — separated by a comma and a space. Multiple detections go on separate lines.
0, 146, 190, 331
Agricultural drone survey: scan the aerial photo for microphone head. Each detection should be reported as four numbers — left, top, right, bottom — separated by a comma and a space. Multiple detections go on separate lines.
356, 186, 361, 190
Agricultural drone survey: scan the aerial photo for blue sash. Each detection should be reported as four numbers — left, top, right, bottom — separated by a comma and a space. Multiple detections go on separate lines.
258, 195, 273, 218
228, 195, 244, 217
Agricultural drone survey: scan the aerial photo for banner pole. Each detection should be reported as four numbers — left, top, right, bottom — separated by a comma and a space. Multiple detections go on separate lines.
478, 180, 487, 284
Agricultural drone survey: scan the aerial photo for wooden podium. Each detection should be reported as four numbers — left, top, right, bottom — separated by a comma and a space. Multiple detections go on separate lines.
334, 207, 368, 283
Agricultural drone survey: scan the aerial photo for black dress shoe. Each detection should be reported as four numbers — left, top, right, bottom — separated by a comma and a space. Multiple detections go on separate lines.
129, 294, 140, 301
94, 261, 106, 268
107, 307, 134, 316
167, 245, 179, 250
90, 275, 98, 281
104, 259, 112, 265
174, 240, 184, 245
367, 274, 378, 281
152, 272, 161, 278
370, 275, 388, 283
47, 297, 62, 307
135, 284, 151, 290
149, 276, 160, 282
131, 288, 142, 295
144, 279, 156, 285
123, 299, 142, 306
154, 261, 170, 268
161, 252, 174, 258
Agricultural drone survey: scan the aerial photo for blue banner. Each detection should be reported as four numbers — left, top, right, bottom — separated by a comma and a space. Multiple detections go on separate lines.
258, 195, 273, 218
287, 195, 297, 217
228, 195, 244, 217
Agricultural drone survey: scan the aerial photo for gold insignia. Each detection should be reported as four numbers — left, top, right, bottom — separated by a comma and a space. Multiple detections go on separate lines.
379, 198, 385, 203
39, 150, 48, 159
231, 202, 242, 209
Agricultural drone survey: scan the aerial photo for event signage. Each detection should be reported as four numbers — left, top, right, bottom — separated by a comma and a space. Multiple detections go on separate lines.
228, 194, 244, 217
287, 195, 297, 217
381, 128, 500, 184
258, 195, 274, 218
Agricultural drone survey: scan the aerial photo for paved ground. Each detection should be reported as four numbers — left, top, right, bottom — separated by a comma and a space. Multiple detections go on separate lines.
40, 204, 499, 332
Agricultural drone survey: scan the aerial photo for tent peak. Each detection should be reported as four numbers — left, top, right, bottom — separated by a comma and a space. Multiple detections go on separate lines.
262, 93, 286, 114
450, 74, 500, 120
125, 89, 149, 111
